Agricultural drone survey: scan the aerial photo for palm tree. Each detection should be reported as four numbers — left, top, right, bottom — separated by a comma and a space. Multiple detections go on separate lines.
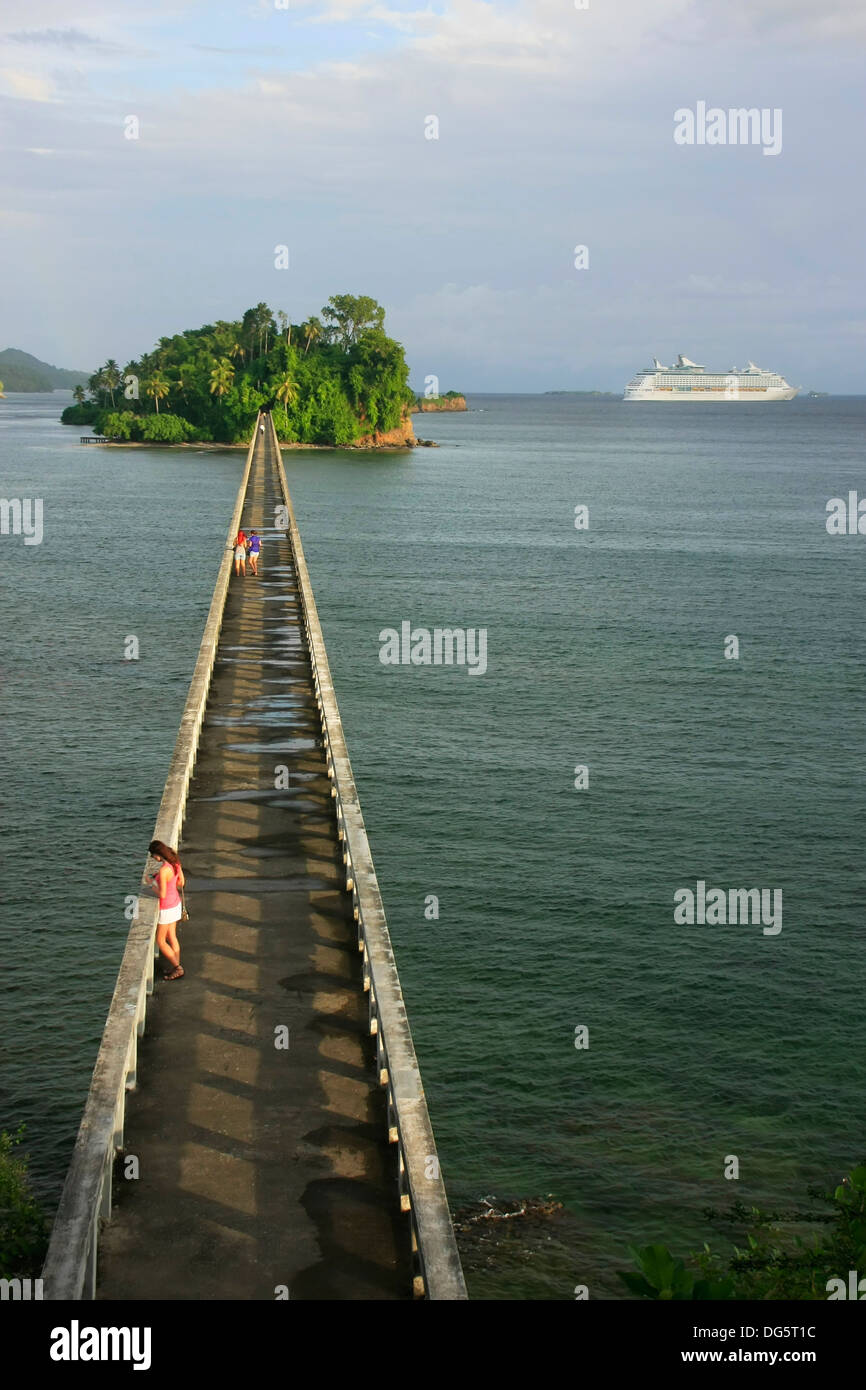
73, 385, 86, 405
303, 317, 323, 355
146, 374, 170, 414
89, 369, 107, 404
275, 374, 299, 409
103, 359, 121, 408
209, 358, 234, 404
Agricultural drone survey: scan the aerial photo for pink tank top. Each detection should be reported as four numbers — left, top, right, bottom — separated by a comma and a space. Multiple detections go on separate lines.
159, 862, 182, 910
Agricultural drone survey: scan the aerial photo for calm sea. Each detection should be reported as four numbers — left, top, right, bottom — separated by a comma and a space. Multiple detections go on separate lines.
2, 391, 864, 1299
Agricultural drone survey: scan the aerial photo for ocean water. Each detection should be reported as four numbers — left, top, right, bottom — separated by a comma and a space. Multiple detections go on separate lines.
2, 391, 865, 1299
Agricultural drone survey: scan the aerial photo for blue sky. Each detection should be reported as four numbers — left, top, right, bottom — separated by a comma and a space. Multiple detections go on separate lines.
1, 0, 863, 391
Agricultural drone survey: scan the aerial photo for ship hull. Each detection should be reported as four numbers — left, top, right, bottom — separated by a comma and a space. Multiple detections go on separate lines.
623, 387, 798, 402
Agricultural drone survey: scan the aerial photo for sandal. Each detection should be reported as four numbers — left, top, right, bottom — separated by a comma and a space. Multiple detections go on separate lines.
163, 966, 185, 981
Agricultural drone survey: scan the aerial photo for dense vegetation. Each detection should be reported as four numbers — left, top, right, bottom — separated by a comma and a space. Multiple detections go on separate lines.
619, 1164, 866, 1300
0, 1127, 48, 1278
415, 389, 465, 406
0, 347, 89, 392
61, 296, 415, 446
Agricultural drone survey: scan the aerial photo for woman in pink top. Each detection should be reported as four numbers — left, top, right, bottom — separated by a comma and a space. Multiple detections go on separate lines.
147, 838, 185, 981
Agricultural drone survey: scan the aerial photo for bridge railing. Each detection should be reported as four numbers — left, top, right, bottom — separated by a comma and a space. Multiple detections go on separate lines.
41, 421, 260, 1300
268, 416, 467, 1301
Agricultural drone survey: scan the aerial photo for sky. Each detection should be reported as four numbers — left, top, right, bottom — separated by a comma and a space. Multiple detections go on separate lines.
0, 0, 863, 392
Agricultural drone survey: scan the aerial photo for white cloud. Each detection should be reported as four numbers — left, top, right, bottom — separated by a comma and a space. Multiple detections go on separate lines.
0, 68, 54, 100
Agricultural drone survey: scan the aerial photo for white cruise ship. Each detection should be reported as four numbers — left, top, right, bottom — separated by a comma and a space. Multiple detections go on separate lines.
623, 355, 798, 401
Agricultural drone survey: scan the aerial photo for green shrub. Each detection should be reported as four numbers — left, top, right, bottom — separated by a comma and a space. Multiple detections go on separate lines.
139, 413, 196, 443
100, 410, 141, 440
0, 1127, 48, 1278
618, 1164, 866, 1301
60, 402, 98, 426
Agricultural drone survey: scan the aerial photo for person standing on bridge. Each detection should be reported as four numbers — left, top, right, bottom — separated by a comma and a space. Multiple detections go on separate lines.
234, 528, 247, 578
247, 530, 261, 576
147, 840, 185, 981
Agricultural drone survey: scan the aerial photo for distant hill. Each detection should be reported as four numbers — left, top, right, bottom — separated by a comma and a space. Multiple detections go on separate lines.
0, 348, 90, 392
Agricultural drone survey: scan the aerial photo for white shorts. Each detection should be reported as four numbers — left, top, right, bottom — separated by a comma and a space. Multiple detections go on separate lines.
235, 546, 246, 561
159, 903, 182, 926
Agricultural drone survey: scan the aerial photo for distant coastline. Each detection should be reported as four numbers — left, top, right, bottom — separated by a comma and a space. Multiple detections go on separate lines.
0, 348, 90, 393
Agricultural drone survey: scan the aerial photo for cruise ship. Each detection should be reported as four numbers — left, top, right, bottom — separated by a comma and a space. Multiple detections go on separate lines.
623, 355, 798, 401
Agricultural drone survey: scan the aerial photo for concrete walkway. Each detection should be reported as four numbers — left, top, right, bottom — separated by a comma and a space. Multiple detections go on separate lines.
97, 429, 412, 1300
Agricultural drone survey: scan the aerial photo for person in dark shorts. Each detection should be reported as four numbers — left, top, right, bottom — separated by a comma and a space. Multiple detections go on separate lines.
248, 531, 261, 576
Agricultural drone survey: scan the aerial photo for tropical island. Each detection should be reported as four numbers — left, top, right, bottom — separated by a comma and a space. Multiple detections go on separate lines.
411, 391, 467, 412
61, 296, 417, 448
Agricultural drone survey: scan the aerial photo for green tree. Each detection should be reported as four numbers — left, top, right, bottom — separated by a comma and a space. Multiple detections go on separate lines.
88, 368, 107, 405
145, 374, 170, 414
302, 316, 323, 355
241, 303, 274, 361
72, 384, 86, 405
102, 359, 121, 408
209, 358, 235, 403
322, 294, 385, 349
275, 373, 299, 410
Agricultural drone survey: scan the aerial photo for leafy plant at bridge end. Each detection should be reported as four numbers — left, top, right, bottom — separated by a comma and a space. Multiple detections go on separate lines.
618, 1164, 866, 1301
0, 1127, 48, 1278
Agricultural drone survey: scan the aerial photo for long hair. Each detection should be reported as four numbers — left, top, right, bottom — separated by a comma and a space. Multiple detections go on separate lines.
149, 839, 180, 866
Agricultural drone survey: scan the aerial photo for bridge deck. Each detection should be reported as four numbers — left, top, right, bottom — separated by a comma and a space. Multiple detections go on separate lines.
97, 427, 412, 1300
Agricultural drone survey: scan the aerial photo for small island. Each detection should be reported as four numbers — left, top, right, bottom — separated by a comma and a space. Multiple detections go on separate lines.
61, 295, 417, 448
410, 390, 467, 412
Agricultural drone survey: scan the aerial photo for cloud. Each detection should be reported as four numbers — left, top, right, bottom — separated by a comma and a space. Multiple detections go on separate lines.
718, 0, 866, 42
6, 27, 104, 48
0, 68, 54, 100
0, 208, 41, 225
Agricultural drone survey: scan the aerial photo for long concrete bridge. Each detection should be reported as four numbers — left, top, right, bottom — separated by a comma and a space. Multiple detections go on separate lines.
42, 415, 467, 1301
